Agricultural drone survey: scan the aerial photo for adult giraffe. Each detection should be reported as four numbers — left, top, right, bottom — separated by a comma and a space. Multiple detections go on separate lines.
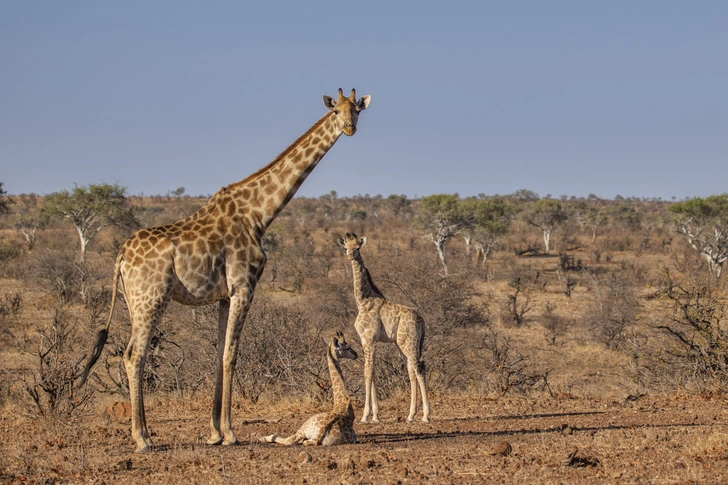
78, 89, 371, 452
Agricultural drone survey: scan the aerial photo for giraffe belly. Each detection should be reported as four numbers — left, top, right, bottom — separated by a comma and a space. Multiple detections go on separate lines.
171, 277, 228, 305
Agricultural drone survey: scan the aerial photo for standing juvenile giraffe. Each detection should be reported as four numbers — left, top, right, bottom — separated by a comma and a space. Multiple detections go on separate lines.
77, 89, 371, 453
338, 233, 430, 423
259, 332, 358, 446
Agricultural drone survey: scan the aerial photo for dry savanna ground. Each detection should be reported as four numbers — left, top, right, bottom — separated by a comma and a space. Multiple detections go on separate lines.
2, 193, 728, 483
1, 393, 728, 484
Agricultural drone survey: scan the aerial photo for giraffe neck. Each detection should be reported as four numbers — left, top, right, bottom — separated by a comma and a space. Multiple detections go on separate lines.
327, 345, 350, 413
349, 253, 383, 306
225, 111, 344, 233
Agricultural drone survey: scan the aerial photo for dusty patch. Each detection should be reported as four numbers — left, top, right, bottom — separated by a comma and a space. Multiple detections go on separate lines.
1, 394, 727, 484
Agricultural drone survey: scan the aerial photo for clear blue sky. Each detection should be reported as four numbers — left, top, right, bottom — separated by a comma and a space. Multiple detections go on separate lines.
2, 1, 726, 200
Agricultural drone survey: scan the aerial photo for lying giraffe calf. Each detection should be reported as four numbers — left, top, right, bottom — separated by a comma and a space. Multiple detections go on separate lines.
259, 332, 358, 446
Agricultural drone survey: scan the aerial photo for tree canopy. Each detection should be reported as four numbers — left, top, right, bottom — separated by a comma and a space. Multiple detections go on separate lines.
669, 194, 728, 279
42, 183, 138, 261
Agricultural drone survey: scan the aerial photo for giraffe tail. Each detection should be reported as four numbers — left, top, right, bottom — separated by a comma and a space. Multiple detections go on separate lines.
77, 251, 123, 388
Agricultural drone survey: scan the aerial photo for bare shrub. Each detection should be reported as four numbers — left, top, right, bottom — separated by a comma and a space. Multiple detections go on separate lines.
558, 252, 584, 272
0, 291, 23, 319
581, 269, 639, 349
644, 268, 728, 393
555, 269, 578, 298
270, 229, 323, 293
541, 301, 568, 346
478, 328, 551, 397
3, 306, 94, 423
500, 277, 534, 327
236, 296, 348, 404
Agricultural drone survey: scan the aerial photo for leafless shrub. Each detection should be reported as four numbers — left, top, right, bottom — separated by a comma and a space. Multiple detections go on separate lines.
499, 256, 544, 291
29, 250, 83, 305
0, 291, 23, 318
581, 269, 639, 349
500, 277, 534, 327
3, 306, 95, 423
270, 229, 326, 293
541, 301, 568, 346
558, 252, 584, 272
556, 269, 578, 298
236, 297, 346, 404
644, 268, 728, 393
479, 328, 551, 397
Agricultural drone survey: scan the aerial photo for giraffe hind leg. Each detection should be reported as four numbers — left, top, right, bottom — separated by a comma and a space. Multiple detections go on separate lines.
208, 299, 229, 445
417, 360, 430, 422
406, 360, 419, 422
260, 432, 305, 446
124, 335, 154, 452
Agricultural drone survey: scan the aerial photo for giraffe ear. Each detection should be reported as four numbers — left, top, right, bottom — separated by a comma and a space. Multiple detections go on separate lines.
359, 236, 367, 246
323, 95, 337, 111
357, 95, 371, 110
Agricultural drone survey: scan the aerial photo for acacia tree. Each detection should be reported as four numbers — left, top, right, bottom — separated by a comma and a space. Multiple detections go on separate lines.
571, 201, 607, 244
12, 214, 44, 251
669, 194, 728, 279
462, 197, 513, 265
42, 183, 138, 262
415, 194, 470, 275
524, 198, 568, 252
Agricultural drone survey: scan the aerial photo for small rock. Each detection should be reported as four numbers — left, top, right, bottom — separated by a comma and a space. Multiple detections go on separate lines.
298, 451, 312, 464
489, 441, 512, 457
563, 426, 573, 435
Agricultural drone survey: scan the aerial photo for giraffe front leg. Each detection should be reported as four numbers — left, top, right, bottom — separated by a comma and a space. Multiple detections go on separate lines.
370, 378, 381, 424
208, 300, 229, 445
360, 344, 375, 423
218, 292, 253, 446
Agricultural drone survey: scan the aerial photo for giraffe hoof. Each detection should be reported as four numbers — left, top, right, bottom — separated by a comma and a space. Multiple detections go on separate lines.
222, 437, 239, 446
371, 418, 381, 424
207, 436, 224, 446
259, 434, 276, 443
422, 417, 430, 423
135, 444, 152, 453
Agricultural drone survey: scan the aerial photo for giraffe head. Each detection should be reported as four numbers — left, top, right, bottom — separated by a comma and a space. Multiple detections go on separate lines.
331, 331, 358, 361
338, 232, 366, 261
323, 88, 371, 136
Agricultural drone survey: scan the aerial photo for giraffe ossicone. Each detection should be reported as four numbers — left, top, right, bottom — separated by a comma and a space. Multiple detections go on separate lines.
77, 89, 371, 453
259, 331, 358, 446
338, 233, 430, 423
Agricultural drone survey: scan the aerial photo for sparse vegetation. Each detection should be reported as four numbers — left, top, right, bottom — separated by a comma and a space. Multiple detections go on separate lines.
1, 189, 727, 482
